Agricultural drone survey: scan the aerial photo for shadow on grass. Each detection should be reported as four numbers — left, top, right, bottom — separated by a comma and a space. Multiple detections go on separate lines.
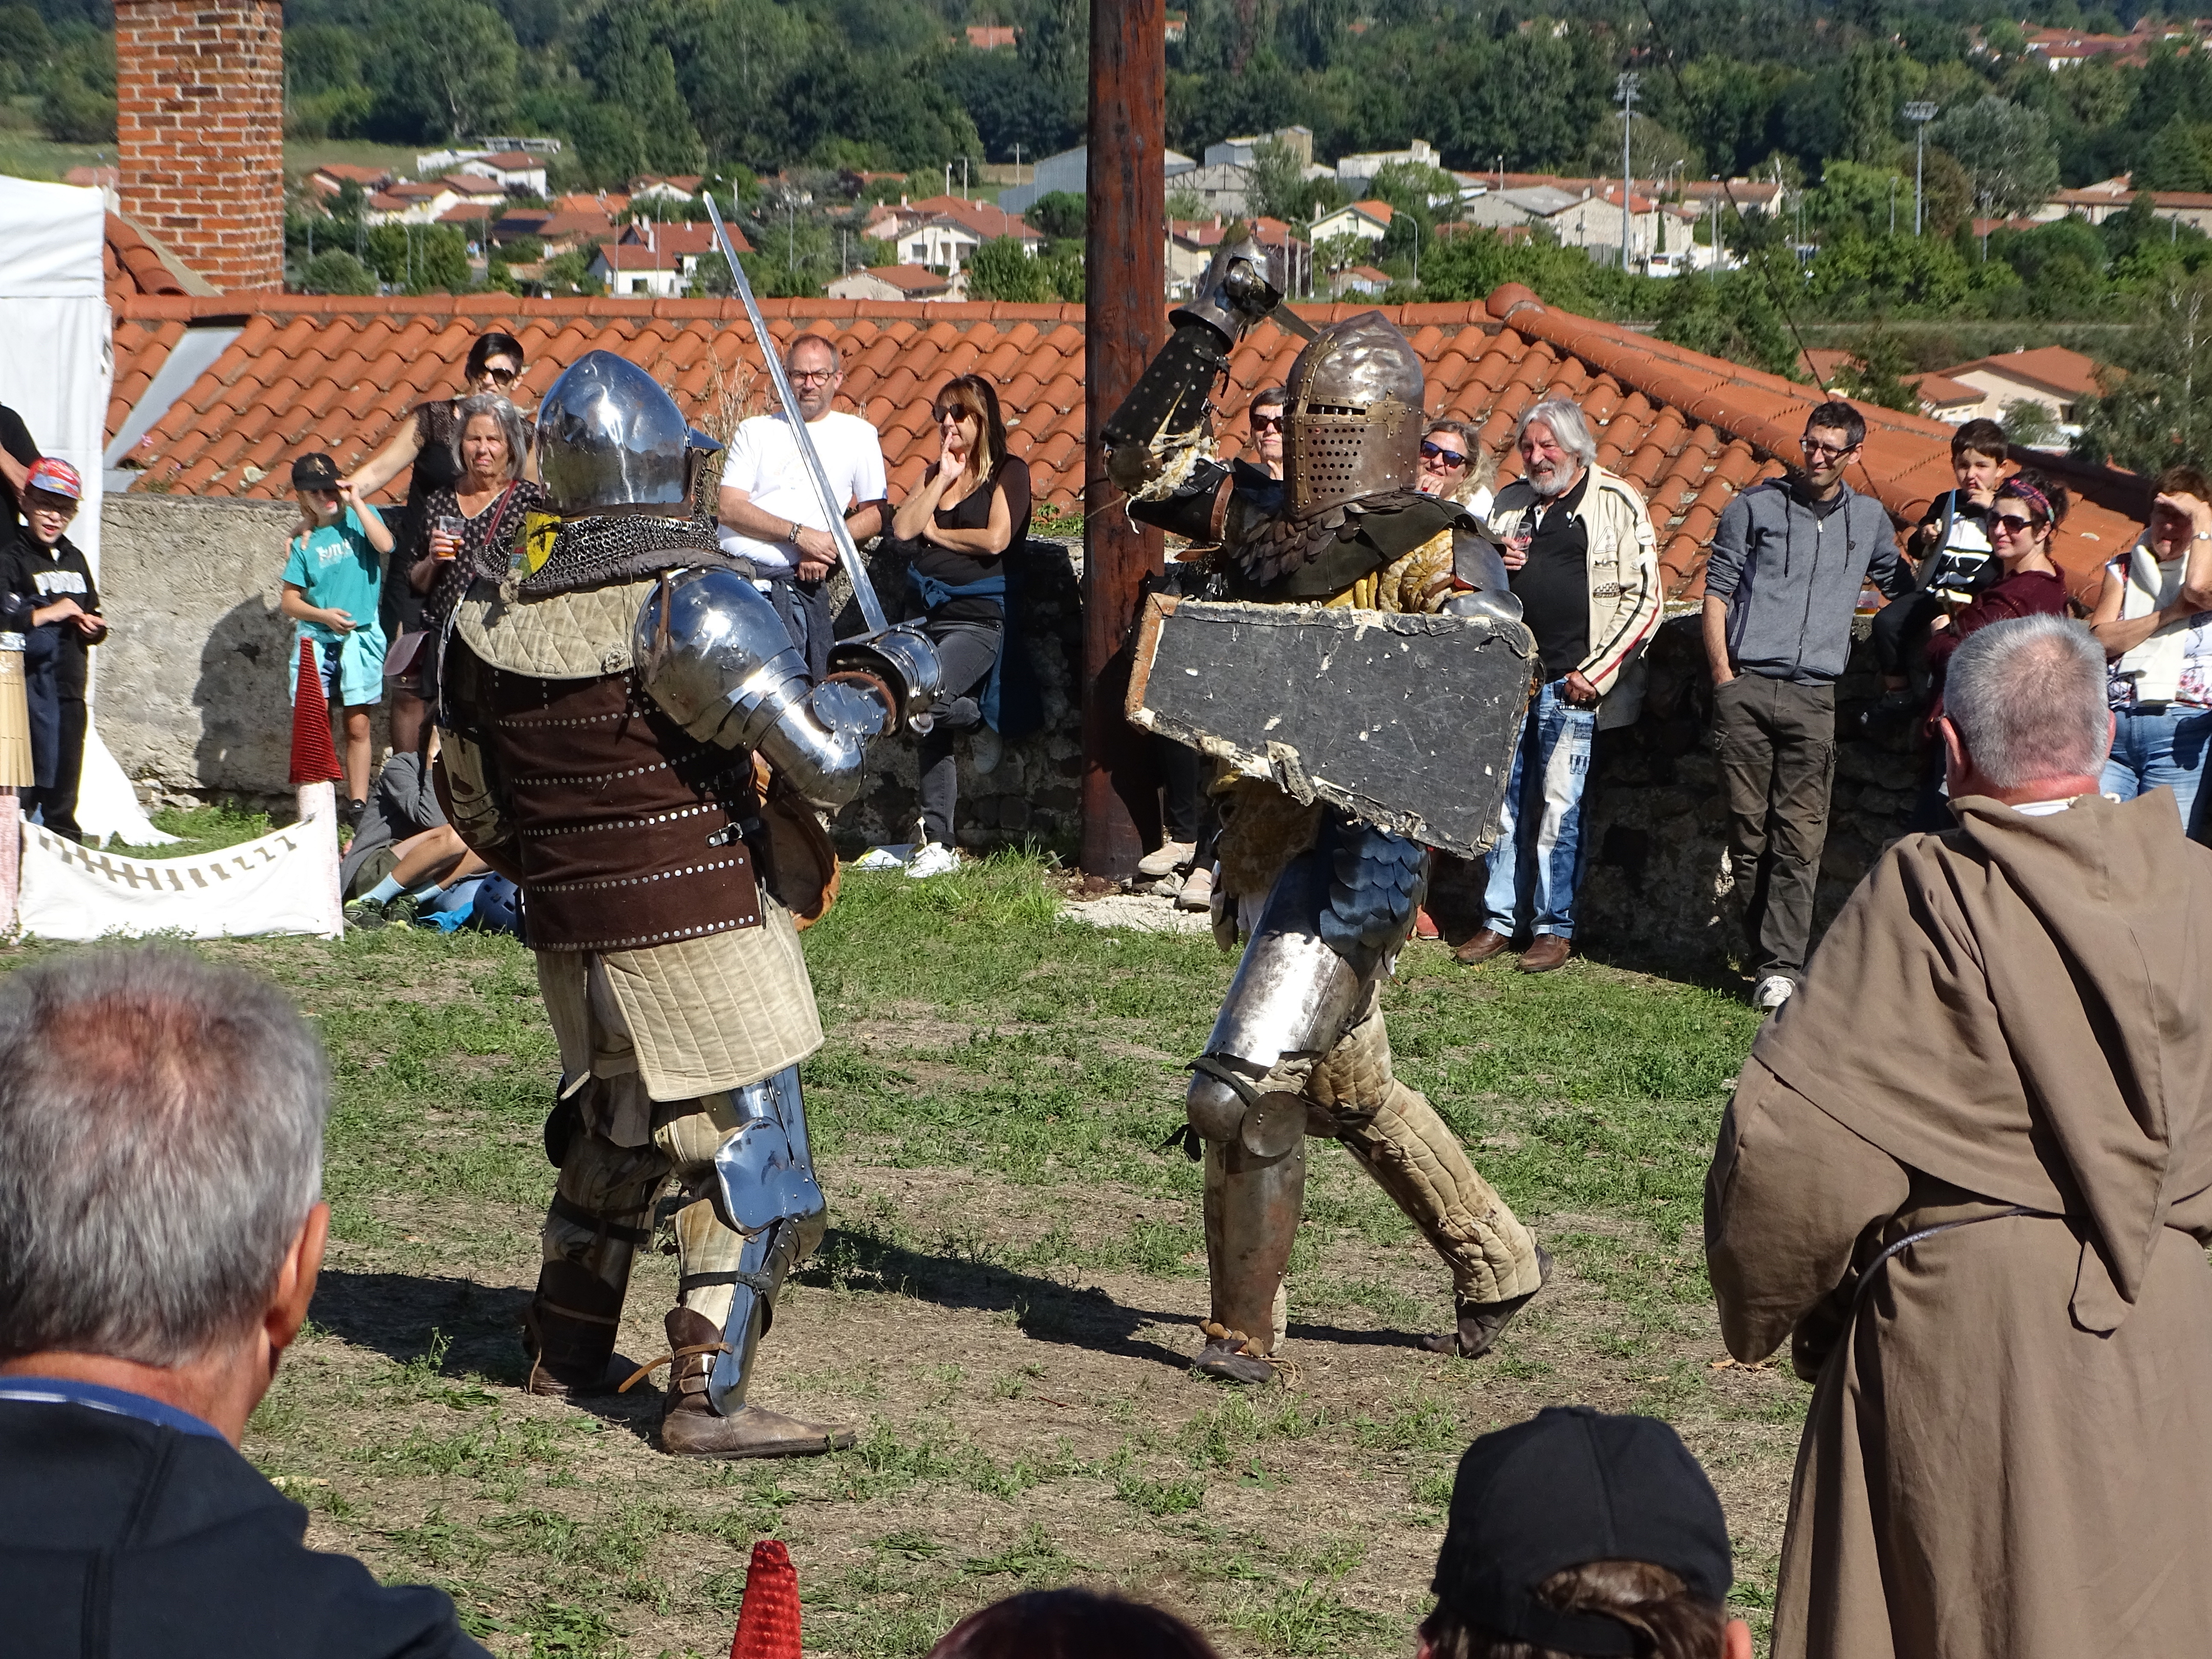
797, 1228, 1432, 1366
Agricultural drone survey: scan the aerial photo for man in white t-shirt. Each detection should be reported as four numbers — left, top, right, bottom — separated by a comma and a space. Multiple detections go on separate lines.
716, 333, 888, 675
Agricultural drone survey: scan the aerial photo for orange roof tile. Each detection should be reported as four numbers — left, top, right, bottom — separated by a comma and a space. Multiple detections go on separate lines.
102, 285, 2148, 593
1937, 345, 2105, 402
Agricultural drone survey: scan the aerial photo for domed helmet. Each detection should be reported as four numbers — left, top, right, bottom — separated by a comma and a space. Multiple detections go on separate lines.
537, 349, 706, 516
1281, 311, 1425, 519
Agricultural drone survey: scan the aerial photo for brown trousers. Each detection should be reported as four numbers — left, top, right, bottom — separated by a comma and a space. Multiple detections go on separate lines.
1714, 673, 1837, 981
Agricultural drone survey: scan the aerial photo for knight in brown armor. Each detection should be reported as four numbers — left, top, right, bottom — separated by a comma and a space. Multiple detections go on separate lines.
1106, 243, 1550, 1382
434, 352, 938, 1455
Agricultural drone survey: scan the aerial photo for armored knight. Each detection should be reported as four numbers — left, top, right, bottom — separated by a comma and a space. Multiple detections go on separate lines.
1107, 243, 1551, 1383
434, 351, 939, 1455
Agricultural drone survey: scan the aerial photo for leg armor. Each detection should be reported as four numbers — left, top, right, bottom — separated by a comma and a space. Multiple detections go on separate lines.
1184, 818, 1425, 1378
649, 1066, 851, 1457
525, 1079, 667, 1399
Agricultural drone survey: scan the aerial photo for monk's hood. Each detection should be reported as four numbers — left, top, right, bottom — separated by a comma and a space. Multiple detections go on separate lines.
1755, 792, 2212, 1331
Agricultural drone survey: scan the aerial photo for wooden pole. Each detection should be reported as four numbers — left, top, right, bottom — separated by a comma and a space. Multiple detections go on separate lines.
1081, 0, 1167, 879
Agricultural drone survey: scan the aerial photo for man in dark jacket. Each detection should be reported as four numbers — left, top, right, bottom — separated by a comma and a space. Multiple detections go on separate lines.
0, 947, 490, 1659
1702, 401, 1907, 1013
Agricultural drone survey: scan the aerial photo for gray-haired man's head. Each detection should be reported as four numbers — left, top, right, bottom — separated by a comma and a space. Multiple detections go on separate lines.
1516, 399, 1597, 498
1944, 614, 2111, 793
0, 948, 329, 1365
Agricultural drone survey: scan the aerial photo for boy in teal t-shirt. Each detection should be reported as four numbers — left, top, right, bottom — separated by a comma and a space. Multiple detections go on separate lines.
279, 451, 393, 819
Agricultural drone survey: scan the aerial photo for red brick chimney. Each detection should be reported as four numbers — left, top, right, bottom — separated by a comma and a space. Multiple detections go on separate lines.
115, 0, 285, 292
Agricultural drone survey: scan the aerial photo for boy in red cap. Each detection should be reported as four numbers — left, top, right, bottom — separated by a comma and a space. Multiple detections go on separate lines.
0, 459, 106, 842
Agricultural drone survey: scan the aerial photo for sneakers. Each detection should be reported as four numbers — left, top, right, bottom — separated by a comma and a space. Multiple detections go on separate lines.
343, 893, 419, 931
970, 726, 1003, 774
1176, 863, 1214, 911
1138, 839, 1197, 879
905, 841, 961, 879
1752, 974, 1796, 1012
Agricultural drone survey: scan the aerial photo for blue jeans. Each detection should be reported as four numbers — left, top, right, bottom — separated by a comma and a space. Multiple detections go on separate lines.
1481, 679, 1597, 938
2102, 702, 2212, 838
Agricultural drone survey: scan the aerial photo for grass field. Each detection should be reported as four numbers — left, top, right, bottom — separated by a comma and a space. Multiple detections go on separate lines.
2, 856, 1802, 1658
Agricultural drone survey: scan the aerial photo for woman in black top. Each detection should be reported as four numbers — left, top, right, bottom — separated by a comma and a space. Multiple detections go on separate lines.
344, 329, 530, 757
887, 375, 1032, 874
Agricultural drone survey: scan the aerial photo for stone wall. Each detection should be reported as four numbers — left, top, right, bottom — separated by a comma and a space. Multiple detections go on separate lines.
98, 495, 332, 806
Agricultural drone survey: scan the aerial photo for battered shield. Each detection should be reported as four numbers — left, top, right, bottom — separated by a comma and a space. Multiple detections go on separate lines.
1126, 595, 1534, 859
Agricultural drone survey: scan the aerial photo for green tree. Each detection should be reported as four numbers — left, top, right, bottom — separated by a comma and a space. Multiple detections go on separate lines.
2137, 116, 2212, 193
582, 4, 704, 175
1837, 41, 1906, 167
370, 0, 518, 141
2001, 397, 2059, 445
298, 249, 378, 296
965, 236, 1054, 301
1928, 96, 2059, 220
1831, 326, 1920, 412
538, 248, 604, 296
2074, 269, 2212, 472
1650, 262, 1797, 377
1026, 190, 1086, 242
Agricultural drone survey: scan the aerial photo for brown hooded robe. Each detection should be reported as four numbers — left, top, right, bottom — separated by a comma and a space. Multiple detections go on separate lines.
1706, 792, 2212, 1659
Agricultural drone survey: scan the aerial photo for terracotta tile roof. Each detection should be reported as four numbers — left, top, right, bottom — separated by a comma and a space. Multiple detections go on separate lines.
1938, 346, 2104, 402
104, 212, 189, 302
437, 202, 496, 226
616, 221, 751, 256
101, 283, 2148, 599
1908, 372, 1981, 409
1350, 199, 1395, 225
901, 195, 1040, 243
477, 151, 543, 171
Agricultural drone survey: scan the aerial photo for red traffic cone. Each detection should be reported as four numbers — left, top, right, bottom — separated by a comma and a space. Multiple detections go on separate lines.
289, 637, 344, 786
730, 1539, 802, 1659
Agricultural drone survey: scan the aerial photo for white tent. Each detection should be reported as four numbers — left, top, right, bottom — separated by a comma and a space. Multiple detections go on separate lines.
0, 174, 168, 845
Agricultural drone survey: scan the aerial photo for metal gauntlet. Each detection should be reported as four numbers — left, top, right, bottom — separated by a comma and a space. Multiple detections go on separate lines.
632, 566, 941, 811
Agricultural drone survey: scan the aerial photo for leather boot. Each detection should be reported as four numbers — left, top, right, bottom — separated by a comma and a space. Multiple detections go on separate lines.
1420, 1246, 1553, 1359
522, 1259, 638, 1400
655, 1308, 856, 1458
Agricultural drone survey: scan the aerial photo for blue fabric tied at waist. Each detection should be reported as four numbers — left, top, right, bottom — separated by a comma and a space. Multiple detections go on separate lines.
912, 569, 1013, 732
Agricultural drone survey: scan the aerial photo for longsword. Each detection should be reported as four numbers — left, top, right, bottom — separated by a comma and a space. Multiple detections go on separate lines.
703, 192, 890, 636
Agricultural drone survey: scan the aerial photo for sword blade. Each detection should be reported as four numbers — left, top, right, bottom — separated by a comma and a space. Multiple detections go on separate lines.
704, 193, 889, 637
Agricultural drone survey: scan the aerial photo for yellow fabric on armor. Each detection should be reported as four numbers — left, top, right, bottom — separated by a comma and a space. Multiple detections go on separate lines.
454, 575, 658, 679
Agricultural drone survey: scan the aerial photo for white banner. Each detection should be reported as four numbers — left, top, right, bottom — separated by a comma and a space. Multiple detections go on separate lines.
16, 817, 343, 942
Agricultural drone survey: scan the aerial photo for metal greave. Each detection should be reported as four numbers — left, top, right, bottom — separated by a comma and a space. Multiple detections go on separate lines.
704, 1065, 827, 1416
1205, 1136, 1305, 1353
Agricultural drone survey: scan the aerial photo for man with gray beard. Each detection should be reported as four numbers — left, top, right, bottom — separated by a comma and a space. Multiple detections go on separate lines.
1455, 399, 1660, 974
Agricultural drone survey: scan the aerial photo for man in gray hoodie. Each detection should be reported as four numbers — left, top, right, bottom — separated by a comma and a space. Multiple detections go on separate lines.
1703, 401, 1907, 1012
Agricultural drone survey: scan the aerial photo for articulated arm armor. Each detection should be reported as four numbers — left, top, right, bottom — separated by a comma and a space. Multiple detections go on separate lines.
633, 567, 942, 811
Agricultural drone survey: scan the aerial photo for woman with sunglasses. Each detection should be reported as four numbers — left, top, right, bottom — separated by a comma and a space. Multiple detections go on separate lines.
2091, 463, 2212, 838
1416, 418, 1496, 521
1897, 470, 2075, 832
342, 329, 530, 758
887, 375, 1032, 879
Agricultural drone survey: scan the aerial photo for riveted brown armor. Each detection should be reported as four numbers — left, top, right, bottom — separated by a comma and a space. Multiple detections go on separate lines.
1282, 311, 1426, 520
474, 657, 764, 952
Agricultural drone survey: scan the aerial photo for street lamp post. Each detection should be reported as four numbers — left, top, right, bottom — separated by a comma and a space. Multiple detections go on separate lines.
1905, 101, 1939, 236
1617, 72, 1640, 272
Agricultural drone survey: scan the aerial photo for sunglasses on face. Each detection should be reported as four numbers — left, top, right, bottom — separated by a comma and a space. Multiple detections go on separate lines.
1420, 440, 1468, 466
1991, 512, 2043, 538
477, 365, 518, 386
1252, 413, 1284, 432
933, 406, 973, 423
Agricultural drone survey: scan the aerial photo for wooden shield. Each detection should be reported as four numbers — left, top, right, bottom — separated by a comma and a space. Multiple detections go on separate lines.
1126, 595, 1535, 859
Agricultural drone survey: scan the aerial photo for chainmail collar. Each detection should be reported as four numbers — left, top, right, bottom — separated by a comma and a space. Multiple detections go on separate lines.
507, 512, 737, 600
1228, 488, 1454, 586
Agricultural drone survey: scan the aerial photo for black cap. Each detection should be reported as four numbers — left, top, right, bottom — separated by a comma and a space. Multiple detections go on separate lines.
291, 452, 341, 491
1429, 1407, 1732, 1656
